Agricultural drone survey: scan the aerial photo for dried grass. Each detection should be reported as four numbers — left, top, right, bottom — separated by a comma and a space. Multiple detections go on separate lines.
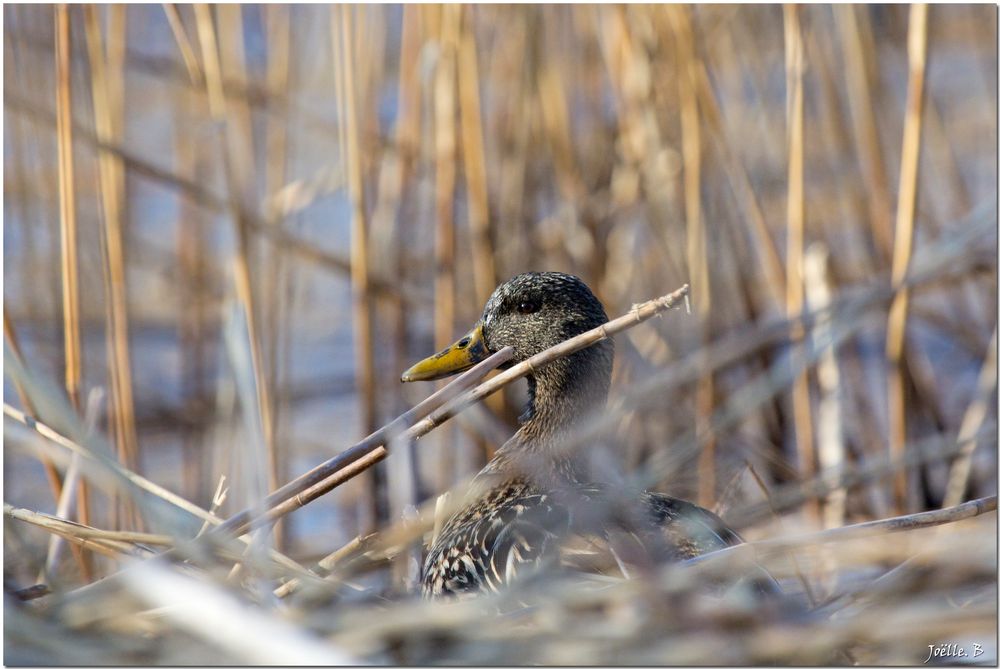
4, 4, 996, 666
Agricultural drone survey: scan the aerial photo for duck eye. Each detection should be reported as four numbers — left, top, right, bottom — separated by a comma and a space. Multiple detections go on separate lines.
516, 301, 539, 315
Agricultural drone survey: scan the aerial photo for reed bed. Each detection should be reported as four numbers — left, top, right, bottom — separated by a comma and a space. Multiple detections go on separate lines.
3, 4, 996, 665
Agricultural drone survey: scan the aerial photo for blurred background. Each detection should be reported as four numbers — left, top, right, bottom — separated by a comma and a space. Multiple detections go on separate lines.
4, 4, 997, 664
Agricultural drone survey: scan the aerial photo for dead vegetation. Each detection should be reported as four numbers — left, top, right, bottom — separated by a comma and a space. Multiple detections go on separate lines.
3, 4, 997, 665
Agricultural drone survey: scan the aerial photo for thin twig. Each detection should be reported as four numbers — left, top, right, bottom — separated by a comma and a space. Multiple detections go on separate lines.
770, 494, 998, 550
8, 505, 156, 562
273, 533, 375, 599
685, 495, 997, 573
4, 403, 222, 526
222, 284, 690, 538
402, 285, 692, 447
729, 425, 995, 532
211, 345, 515, 537
4, 419, 314, 580
7, 504, 173, 548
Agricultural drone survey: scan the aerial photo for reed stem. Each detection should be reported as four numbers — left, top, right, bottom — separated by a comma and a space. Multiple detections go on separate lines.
886, 3, 929, 513
54, 3, 94, 581
336, 5, 384, 529
784, 4, 818, 524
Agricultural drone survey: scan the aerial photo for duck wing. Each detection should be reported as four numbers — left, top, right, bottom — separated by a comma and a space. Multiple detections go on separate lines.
421, 481, 572, 598
557, 490, 781, 597
642, 492, 783, 597
641, 492, 744, 556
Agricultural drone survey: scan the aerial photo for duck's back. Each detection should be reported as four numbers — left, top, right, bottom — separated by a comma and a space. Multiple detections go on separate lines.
642, 492, 744, 556
421, 481, 774, 598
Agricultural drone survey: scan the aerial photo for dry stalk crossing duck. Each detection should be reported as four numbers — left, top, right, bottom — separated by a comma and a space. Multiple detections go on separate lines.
402, 272, 778, 599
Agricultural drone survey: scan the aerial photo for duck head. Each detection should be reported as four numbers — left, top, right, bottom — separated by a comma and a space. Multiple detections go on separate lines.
402, 272, 614, 428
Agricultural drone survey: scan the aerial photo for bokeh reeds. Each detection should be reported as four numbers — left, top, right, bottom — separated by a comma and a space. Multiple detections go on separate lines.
4, 4, 996, 665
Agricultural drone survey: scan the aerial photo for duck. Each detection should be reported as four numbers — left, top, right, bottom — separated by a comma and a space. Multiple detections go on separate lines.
401, 271, 777, 599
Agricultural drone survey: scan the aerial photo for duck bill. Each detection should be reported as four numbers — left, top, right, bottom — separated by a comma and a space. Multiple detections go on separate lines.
401, 325, 490, 382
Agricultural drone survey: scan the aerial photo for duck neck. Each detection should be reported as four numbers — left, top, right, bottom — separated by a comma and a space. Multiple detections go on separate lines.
473, 340, 614, 490
513, 341, 613, 467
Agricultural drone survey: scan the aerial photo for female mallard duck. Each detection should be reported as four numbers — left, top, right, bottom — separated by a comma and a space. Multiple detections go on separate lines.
402, 272, 775, 598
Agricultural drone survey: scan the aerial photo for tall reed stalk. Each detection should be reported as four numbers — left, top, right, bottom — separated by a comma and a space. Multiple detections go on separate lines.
783, 4, 818, 524
3, 6, 995, 663
667, 5, 718, 509
886, 3, 929, 514
84, 4, 142, 533
335, 5, 384, 528
54, 3, 93, 581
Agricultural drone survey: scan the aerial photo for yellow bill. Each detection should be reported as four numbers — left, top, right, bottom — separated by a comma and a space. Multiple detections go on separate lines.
401, 324, 489, 382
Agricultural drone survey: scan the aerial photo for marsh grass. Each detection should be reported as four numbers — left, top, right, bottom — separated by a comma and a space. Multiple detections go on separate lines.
3, 4, 997, 665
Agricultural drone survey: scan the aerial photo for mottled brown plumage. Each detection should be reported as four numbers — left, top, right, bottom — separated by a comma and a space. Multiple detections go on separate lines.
406, 272, 776, 599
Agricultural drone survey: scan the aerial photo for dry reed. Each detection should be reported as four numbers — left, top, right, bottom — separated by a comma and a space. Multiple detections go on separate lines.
84, 4, 142, 535
783, 4, 818, 525
336, 5, 383, 530
886, 4, 930, 514
53, 3, 94, 582
4, 5, 995, 665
